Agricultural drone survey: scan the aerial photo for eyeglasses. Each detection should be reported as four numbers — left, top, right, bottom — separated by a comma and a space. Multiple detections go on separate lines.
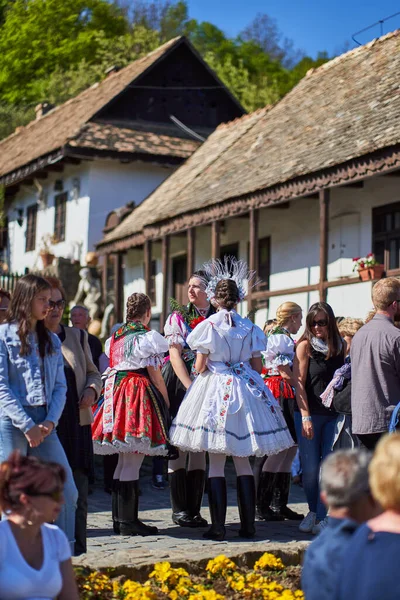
312, 320, 328, 327
48, 300, 65, 311
28, 489, 63, 502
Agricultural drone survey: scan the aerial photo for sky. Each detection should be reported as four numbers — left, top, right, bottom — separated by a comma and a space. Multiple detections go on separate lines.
186, 0, 400, 58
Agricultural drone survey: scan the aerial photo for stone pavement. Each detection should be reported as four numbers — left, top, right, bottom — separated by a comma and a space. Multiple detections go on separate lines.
74, 458, 312, 575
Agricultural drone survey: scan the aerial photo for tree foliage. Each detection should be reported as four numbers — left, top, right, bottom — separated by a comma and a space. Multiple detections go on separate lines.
0, 0, 331, 138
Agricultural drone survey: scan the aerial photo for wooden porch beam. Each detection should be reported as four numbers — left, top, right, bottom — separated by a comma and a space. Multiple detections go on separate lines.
248, 208, 259, 313
319, 189, 330, 302
144, 240, 152, 299
211, 221, 221, 259
186, 227, 195, 281
160, 235, 170, 332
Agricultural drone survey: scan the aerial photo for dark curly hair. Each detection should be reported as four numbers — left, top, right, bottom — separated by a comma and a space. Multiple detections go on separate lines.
126, 293, 151, 321
0, 450, 65, 512
6, 274, 53, 357
215, 279, 239, 311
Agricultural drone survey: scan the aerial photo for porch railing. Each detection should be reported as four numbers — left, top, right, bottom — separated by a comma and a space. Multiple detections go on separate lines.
0, 272, 22, 293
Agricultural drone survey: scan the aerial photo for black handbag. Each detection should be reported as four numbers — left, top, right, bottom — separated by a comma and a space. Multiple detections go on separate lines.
332, 379, 352, 415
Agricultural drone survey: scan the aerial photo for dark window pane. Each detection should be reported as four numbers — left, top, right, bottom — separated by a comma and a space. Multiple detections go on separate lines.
258, 237, 270, 290
25, 205, 37, 252
395, 212, 400, 230
389, 238, 400, 270
386, 213, 393, 232
373, 240, 385, 266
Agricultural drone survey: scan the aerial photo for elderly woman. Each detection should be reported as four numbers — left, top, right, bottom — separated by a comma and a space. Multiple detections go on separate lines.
44, 278, 101, 556
338, 434, 400, 600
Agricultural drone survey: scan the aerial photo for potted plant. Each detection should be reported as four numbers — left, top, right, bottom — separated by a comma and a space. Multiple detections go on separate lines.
39, 233, 57, 267
352, 254, 385, 281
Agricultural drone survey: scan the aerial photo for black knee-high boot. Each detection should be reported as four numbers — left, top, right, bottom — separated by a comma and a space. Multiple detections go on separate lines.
112, 479, 120, 534
237, 475, 256, 538
256, 472, 284, 521
186, 470, 208, 527
169, 468, 196, 527
203, 477, 227, 541
118, 481, 158, 536
271, 472, 304, 520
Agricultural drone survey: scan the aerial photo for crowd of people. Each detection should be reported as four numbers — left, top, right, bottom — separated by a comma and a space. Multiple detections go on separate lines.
0, 263, 400, 599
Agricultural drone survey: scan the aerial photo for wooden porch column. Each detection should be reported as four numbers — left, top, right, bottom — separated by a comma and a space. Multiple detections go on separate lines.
319, 189, 330, 302
186, 227, 196, 280
114, 252, 124, 322
248, 208, 259, 312
102, 254, 108, 302
211, 221, 221, 260
144, 240, 152, 297
160, 235, 170, 331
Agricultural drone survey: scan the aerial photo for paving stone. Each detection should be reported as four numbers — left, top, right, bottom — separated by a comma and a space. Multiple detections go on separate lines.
74, 467, 311, 573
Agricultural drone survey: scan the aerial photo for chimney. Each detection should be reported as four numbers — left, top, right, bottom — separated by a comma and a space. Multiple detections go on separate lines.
35, 102, 54, 120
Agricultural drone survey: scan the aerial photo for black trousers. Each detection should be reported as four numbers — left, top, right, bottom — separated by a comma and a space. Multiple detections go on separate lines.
73, 468, 88, 556
357, 432, 384, 451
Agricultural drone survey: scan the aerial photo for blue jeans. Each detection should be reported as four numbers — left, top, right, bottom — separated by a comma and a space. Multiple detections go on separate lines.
0, 406, 78, 546
294, 412, 336, 521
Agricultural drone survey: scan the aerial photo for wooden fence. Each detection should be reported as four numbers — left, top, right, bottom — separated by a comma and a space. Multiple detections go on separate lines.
0, 272, 22, 293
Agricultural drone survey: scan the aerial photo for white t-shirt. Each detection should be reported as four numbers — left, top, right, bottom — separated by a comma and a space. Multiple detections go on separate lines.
0, 520, 70, 600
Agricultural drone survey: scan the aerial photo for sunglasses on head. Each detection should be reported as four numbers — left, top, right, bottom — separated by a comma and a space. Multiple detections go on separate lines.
48, 300, 65, 310
28, 489, 63, 502
312, 319, 328, 327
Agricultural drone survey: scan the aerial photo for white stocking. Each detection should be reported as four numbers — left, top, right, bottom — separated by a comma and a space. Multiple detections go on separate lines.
263, 446, 298, 473
188, 452, 206, 471
208, 453, 226, 478
232, 456, 253, 476
119, 453, 145, 482
113, 454, 124, 480
168, 451, 187, 473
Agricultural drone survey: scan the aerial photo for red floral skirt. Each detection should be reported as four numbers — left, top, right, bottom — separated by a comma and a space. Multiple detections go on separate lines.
92, 369, 169, 455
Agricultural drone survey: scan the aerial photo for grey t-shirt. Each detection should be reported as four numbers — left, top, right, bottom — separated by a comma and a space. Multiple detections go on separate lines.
351, 313, 400, 434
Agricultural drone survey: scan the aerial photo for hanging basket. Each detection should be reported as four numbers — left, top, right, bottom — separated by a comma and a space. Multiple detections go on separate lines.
358, 264, 384, 281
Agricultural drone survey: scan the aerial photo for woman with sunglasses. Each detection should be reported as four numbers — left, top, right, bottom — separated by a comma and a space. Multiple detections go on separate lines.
293, 302, 345, 535
0, 274, 77, 549
44, 277, 101, 556
0, 450, 79, 599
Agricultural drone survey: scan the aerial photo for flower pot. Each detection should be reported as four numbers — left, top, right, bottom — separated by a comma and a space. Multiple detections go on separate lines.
358, 264, 384, 281
369, 264, 385, 280
358, 268, 370, 281
40, 252, 55, 267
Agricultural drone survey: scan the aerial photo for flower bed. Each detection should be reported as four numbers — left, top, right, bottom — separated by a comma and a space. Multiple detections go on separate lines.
75, 552, 303, 599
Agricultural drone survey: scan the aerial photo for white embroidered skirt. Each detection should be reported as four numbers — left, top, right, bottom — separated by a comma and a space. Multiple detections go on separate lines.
169, 362, 294, 457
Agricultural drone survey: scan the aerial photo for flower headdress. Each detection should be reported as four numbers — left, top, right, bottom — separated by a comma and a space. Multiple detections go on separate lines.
202, 256, 260, 303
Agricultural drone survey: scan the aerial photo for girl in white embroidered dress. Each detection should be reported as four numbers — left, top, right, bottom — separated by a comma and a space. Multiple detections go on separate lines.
170, 279, 294, 541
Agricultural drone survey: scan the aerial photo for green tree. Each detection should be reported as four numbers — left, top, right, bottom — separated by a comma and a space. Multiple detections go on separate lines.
0, 0, 129, 103
0, 103, 35, 141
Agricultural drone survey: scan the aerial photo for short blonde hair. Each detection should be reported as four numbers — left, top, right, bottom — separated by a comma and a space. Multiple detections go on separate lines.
369, 434, 400, 511
372, 278, 400, 311
365, 309, 376, 324
338, 318, 364, 339
275, 302, 302, 327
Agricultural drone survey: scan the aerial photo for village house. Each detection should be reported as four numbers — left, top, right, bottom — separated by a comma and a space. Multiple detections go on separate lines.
0, 37, 244, 281
96, 30, 400, 329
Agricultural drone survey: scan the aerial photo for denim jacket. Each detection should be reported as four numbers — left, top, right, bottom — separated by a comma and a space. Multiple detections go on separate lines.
0, 322, 67, 434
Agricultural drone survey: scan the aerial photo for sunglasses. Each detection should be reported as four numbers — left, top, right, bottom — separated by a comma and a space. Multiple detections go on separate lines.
48, 300, 65, 311
312, 320, 328, 327
28, 489, 63, 502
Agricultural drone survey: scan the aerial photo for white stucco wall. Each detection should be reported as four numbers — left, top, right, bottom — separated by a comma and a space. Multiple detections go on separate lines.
87, 160, 171, 252
7, 163, 91, 273
7, 158, 173, 274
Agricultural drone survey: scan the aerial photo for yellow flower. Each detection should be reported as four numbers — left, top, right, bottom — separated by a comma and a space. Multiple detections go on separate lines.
206, 555, 237, 576
254, 553, 285, 572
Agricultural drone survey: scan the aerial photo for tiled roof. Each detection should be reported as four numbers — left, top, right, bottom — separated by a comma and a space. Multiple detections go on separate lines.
0, 37, 182, 179
69, 122, 200, 158
99, 30, 400, 247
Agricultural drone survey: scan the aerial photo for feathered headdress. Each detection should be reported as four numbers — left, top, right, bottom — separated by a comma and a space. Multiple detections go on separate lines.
202, 256, 260, 303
